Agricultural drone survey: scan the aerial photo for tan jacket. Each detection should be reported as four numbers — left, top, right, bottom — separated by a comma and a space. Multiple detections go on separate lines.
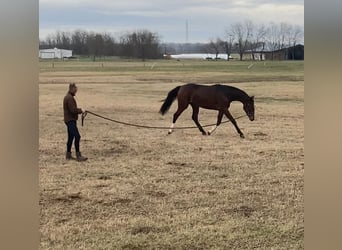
63, 92, 82, 122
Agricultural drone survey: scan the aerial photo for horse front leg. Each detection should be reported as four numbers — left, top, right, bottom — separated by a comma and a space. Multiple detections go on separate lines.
224, 110, 245, 138
208, 110, 223, 135
191, 105, 207, 135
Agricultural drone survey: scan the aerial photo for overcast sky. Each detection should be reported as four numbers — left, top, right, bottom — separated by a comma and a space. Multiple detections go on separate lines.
39, 0, 304, 43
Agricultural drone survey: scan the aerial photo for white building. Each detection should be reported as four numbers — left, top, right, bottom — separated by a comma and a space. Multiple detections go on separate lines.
39, 48, 72, 59
166, 53, 233, 60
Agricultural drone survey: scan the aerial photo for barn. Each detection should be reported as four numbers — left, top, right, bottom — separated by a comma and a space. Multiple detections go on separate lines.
242, 44, 304, 61
264, 44, 304, 60
39, 48, 73, 59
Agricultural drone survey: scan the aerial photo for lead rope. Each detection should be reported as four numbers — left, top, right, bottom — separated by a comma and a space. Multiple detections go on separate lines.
81, 110, 246, 130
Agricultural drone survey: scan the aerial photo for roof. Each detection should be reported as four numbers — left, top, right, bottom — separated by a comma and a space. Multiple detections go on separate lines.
39, 48, 72, 52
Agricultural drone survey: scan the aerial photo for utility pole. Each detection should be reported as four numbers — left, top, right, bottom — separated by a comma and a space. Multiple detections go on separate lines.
186, 19, 189, 43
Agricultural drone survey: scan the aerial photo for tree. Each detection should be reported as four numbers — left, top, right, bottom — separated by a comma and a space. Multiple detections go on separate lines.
102, 33, 116, 56
287, 25, 304, 60
266, 22, 280, 60
120, 30, 162, 60
229, 20, 253, 61
45, 35, 55, 48
279, 22, 291, 59
250, 24, 267, 60
265, 22, 302, 60
223, 34, 234, 61
208, 38, 223, 59
71, 30, 88, 55
60, 31, 71, 49
87, 33, 105, 61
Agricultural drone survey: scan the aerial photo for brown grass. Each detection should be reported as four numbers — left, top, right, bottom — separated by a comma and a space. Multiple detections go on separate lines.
39, 60, 304, 249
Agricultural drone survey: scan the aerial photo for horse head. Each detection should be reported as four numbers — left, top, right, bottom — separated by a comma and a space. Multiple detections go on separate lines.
243, 96, 255, 121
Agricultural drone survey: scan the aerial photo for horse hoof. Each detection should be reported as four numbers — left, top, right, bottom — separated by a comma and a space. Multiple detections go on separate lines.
207, 131, 211, 136
168, 131, 172, 135
240, 134, 245, 139
202, 132, 208, 136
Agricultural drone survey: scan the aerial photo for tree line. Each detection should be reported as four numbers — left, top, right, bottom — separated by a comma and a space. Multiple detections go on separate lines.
39, 21, 303, 61
39, 29, 162, 61
208, 20, 303, 61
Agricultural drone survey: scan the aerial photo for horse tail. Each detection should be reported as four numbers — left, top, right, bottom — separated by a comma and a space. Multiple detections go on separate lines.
159, 86, 181, 115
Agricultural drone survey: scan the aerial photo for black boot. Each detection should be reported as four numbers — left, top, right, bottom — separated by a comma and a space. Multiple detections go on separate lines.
66, 152, 75, 160
76, 152, 88, 162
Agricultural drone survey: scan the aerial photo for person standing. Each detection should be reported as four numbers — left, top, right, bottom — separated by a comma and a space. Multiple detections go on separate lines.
63, 83, 88, 161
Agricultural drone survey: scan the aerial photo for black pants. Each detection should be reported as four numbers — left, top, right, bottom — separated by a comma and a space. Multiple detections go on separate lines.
65, 120, 81, 152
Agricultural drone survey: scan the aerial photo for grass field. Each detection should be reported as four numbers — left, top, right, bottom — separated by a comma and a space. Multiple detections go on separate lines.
39, 59, 304, 249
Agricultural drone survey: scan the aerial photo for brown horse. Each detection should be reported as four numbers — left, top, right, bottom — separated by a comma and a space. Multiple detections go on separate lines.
159, 83, 255, 138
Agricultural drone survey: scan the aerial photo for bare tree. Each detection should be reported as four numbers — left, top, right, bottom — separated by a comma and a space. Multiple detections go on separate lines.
60, 31, 71, 49
71, 30, 88, 55
45, 35, 54, 48
287, 25, 304, 60
279, 22, 291, 58
250, 24, 267, 60
208, 38, 223, 59
222, 33, 234, 61
102, 33, 116, 56
120, 30, 161, 60
87, 33, 105, 61
229, 20, 253, 61
54, 31, 62, 47
265, 22, 302, 60
266, 22, 280, 60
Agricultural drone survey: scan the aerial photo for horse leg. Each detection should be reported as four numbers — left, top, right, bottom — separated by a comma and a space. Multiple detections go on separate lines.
208, 110, 223, 135
191, 105, 207, 135
169, 102, 188, 134
223, 110, 245, 138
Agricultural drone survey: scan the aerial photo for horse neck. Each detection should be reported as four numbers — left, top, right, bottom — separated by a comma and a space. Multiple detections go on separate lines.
228, 89, 249, 104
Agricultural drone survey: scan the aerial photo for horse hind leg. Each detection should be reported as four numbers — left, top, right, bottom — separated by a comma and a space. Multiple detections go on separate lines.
168, 123, 175, 134
168, 101, 188, 134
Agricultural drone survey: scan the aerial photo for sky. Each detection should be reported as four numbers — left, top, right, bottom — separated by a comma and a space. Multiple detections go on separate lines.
39, 0, 304, 43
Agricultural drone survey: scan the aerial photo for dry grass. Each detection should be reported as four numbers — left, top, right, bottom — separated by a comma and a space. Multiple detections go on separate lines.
39, 60, 304, 249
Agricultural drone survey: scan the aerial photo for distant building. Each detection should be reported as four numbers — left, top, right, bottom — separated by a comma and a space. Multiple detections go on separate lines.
39, 48, 73, 59
166, 53, 233, 60
243, 44, 304, 61
242, 51, 266, 61
264, 44, 304, 60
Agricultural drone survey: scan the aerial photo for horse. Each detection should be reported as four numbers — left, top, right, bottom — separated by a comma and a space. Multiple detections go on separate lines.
159, 83, 255, 138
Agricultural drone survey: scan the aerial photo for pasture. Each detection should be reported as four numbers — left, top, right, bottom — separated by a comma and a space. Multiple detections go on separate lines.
39, 60, 304, 249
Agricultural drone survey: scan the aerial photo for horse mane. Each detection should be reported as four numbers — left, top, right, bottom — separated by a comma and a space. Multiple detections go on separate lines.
219, 85, 250, 102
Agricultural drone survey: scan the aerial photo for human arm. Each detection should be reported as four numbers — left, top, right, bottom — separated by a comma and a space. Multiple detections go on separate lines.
67, 97, 83, 114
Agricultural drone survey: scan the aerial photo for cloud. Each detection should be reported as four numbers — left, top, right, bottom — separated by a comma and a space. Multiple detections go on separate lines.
39, 0, 304, 42
40, 0, 303, 14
